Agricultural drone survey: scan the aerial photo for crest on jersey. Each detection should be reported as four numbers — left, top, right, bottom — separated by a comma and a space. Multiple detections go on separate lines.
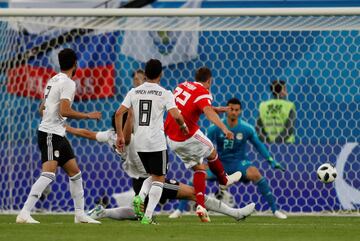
54, 150, 60, 158
236, 133, 243, 140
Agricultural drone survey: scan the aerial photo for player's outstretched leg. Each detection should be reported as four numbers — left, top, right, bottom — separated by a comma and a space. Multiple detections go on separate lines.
88, 205, 137, 220
248, 166, 287, 219
16, 172, 55, 224
88, 205, 106, 220
207, 153, 242, 188
220, 171, 242, 189
255, 177, 287, 219
234, 203, 256, 221
204, 196, 255, 221
207, 153, 228, 185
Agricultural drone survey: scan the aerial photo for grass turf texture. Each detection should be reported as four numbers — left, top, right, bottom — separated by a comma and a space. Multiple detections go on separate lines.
0, 215, 359, 241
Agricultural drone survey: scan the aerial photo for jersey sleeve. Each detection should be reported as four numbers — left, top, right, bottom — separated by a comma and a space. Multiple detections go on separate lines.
60, 80, 76, 101
121, 89, 133, 108
249, 125, 271, 160
96, 131, 111, 142
164, 90, 177, 111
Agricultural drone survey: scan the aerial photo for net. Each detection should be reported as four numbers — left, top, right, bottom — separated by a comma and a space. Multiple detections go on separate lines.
0, 8, 359, 213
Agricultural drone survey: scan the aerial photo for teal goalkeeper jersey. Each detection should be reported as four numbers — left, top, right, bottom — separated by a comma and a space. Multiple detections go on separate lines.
207, 118, 271, 166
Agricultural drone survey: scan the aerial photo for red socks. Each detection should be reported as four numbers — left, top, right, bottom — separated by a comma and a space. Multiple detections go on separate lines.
193, 170, 206, 208
193, 155, 227, 208
208, 154, 228, 185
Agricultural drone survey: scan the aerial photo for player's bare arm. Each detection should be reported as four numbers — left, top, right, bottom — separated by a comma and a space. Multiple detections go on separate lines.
65, 125, 97, 140
115, 105, 129, 151
123, 108, 133, 145
168, 107, 189, 136
39, 101, 45, 117
212, 106, 230, 114
203, 106, 234, 139
60, 99, 101, 120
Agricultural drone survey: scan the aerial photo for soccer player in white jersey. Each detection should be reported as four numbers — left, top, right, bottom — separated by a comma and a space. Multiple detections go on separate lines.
66, 111, 255, 222
16, 48, 101, 224
115, 59, 189, 224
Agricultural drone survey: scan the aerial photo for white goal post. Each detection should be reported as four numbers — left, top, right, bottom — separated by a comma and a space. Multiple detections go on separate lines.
0, 7, 360, 16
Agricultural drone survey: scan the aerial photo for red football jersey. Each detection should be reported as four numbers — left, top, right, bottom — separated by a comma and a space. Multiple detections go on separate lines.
165, 81, 212, 141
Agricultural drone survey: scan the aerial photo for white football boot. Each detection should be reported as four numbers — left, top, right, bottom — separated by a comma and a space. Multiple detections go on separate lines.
169, 209, 182, 219
220, 171, 242, 189
273, 210, 287, 219
87, 205, 106, 220
74, 213, 101, 224
16, 211, 40, 224
196, 205, 211, 223
235, 202, 256, 221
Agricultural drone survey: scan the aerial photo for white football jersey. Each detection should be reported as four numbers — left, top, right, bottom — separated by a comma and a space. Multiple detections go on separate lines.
96, 130, 148, 179
121, 82, 177, 152
38, 73, 76, 136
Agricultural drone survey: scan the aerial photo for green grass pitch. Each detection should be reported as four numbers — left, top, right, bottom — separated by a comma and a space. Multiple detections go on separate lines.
1, 215, 359, 241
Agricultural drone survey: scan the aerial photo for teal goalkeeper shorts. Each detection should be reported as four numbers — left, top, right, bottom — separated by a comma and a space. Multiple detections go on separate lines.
206, 160, 253, 183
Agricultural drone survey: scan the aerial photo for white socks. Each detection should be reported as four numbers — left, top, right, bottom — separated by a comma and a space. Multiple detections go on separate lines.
22, 172, 55, 214
21, 171, 86, 217
69, 171, 84, 216
105, 207, 137, 220
144, 181, 164, 219
205, 195, 236, 218
138, 176, 153, 201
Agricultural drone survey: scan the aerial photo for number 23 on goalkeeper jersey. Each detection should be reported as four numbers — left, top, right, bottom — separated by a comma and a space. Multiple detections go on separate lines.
207, 118, 271, 167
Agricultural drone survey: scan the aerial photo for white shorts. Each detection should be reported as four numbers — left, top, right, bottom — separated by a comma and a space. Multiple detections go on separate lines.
167, 129, 214, 169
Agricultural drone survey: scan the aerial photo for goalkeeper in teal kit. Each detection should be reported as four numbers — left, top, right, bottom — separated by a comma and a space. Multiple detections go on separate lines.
169, 98, 287, 219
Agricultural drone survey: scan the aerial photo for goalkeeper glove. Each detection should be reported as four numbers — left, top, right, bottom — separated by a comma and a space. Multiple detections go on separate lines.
268, 157, 285, 172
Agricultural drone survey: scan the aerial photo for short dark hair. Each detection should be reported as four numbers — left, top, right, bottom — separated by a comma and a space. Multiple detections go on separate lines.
195, 67, 212, 83
270, 80, 286, 97
227, 98, 242, 109
111, 111, 128, 132
132, 69, 144, 78
145, 59, 162, 80
58, 48, 77, 71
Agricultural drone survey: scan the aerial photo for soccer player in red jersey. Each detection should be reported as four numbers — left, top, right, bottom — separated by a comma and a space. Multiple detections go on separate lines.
164, 67, 242, 222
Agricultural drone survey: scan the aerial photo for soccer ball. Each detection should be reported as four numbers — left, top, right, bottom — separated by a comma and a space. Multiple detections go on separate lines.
317, 163, 337, 183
